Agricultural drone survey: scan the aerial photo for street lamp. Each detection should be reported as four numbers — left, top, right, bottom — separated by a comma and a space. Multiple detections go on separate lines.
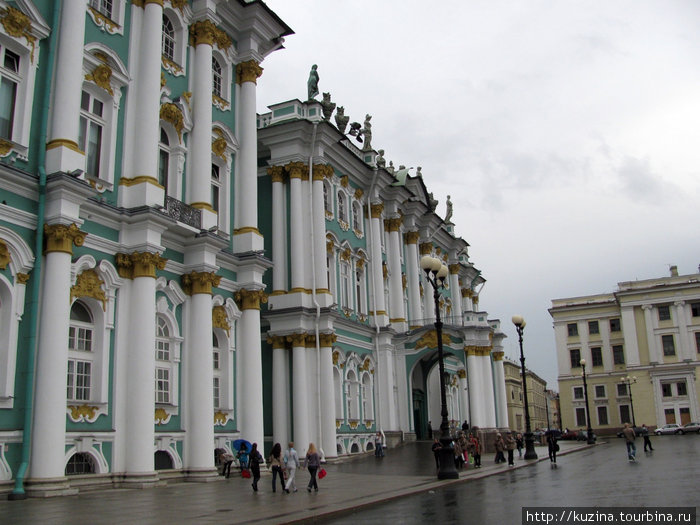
619, 375, 638, 427
512, 315, 537, 460
420, 255, 458, 479
580, 359, 595, 445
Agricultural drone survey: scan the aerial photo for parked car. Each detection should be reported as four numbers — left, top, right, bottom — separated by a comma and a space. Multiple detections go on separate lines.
678, 422, 700, 434
576, 430, 596, 442
655, 424, 682, 435
616, 426, 645, 438
560, 429, 580, 440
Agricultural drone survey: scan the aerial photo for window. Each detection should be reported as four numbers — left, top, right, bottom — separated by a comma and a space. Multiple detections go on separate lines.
346, 370, 359, 420
89, 0, 113, 19
352, 202, 362, 232
324, 183, 332, 215
212, 57, 222, 98
213, 377, 220, 409
162, 15, 176, 62
355, 267, 367, 314
696, 332, 700, 353
617, 383, 628, 396
339, 261, 350, 309
573, 386, 584, 400
597, 406, 608, 425
213, 332, 221, 409
156, 367, 170, 404
619, 405, 631, 424
337, 191, 347, 223
567, 323, 578, 337
156, 317, 170, 361
79, 90, 105, 179
677, 381, 687, 396
65, 453, 96, 475
661, 383, 672, 397
692, 302, 700, 317
155, 316, 171, 404
658, 305, 671, 321
661, 334, 675, 356
67, 360, 91, 401
569, 349, 581, 369
67, 301, 94, 402
0, 48, 20, 140
588, 321, 599, 335
211, 164, 221, 213
591, 347, 603, 367
575, 407, 587, 427
610, 318, 621, 332
594, 385, 606, 398
158, 128, 169, 194
361, 372, 373, 420
612, 345, 625, 365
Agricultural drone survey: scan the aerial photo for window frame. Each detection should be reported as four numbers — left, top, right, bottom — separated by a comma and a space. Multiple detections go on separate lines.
567, 323, 579, 337
87, 0, 126, 35
661, 334, 676, 356
609, 318, 621, 332
658, 305, 671, 322
161, 7, 188, 76
588, 320, 599, 335
612, 345, 625, 365
590, 347, 603, 367
569, 348, 581, 369
573, 386, 584, 400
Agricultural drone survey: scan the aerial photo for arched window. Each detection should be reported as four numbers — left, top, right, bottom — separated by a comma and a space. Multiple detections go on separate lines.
337, 191, 347, 223
213, 332, 221, 409
65, 452, 96, 475
0, 47, 20, 140
162, 15, 175, 62
339, 261, 350, 309
67, 301, 94, 401
361, 372, 373, 420
347, 369, 359, 420
211, 164, 221, 213
212, 57, 223, 98
158, 127, 169, 194
155, 316, 171, 404
78, 90, 105, 179
323, 182, 332, 214
352, 202, 362, 231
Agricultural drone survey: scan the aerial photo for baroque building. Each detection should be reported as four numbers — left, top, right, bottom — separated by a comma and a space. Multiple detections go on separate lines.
0, 0, 506, 497
550, 266, 700, 435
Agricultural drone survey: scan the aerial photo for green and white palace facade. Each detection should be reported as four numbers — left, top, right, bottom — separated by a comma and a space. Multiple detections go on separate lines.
0, 0, 508, 497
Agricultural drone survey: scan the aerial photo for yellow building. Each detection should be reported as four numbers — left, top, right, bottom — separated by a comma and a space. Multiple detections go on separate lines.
503, 359, 549, 432
550, 266, 700, 435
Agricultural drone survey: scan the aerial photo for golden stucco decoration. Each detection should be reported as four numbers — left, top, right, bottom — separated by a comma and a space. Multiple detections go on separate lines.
68, 404, 99, 423
0, 138, 13, 157
159, 102, 184, 142
235, 60, 263, 85
212, 137, 227, 160
415, 330, 452, 350
85, 64, 114, 96
1, 6, 36, 62
234, 289, 268, 311
214, 411, 227, 426
0, 239, 10, 270
71, 269, 107, 311
155, 407, 171, 425
212, 305, 230, 335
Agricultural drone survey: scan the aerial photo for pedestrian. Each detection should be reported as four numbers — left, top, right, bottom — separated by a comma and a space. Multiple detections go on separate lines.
268, 442, 285, 493
427, 421, 432, 440
462, 420, 469, 432
453, 438, 463, 469
505, 432, 516, 466
374, 432, 385, 457
249, 442, 263, 491
458, 432, 469, 466
431, 438, 442, 470
468, 432, 481, 468
219, 450, 234, 478
304, 442, 320, 492
622, 423, 637, 461
283, 441, 300, 493
641, 424, 654, 452
237, 446, 249, 470
516, 433, 524, 458
547, 430, 558, 466
494, 433, 506, 464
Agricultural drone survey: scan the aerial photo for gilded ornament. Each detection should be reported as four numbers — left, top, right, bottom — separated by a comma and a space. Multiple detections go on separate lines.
234, 288, 267, 310
162, 56, 183, 75
212, 137, 227, 160
305, 334, 316, 348
155, 407, 171, 425
384, 217, 402, 232
449, 264, 460, 275
44, 223, 86, 255
1, 6, 36, 61
360, 358, 371, 371
182, 271, 221, 295
85, 64, 114, 96
71, 269, 107, 310
457, 369, 467, 379
319, 333, 337, 347
161, 72, 166, 88
340, 175, 349, 188
332, 351, 340, 365
340, 248, 351, 262
286, 333, 307, 347
169, 0, 188, 13
326, 239, 335, 254
402, 273, 407, 290
404, 231, 420, 245
370, 203, 384, 218
348, 420, 359, 429
364, 420, 373, 429
16, 273, 30, 284
0, 239, 10, 270
236, 60, 263, 85
87, 6, 119, 34
115, 251, 166, 279
312, 164, 334, 181
419, 242, 432, 255
285, 161, 306, 180
382, 262, 388, 280
214, 411, 227, 426
213, 93, 230, 110
0, 138, 14, 157
267, 335, 286, 349
68, 404, 99, 423
354, 188, 364, 199
268, 166, 285, 183
159, 103, 184, 142
182, 91, 192, 107
212, 305, 230, 335
415, 330, 452, 350
356, 258, 365, 270
493, 351, 505, 361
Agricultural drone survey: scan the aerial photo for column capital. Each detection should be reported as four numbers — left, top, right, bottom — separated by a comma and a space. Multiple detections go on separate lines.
419, 242, 432, 256
319, 332, 337, 348
384, 217, 402, 232
641, 304, 653, 311
234, 288, 268, 310
674, 300, 686, 307
266, 335, 287, 349
182, 271, 221, 295
457, 369, 467, 379
236, 59, 263, 85
286, 332, 307, 347
44, 223, 86, 255
213, 305, 231, 335
492, 351, 505, 361
285, 161, 307, 180
190, 19, 233, 51
461, 288, 473, 298
404, 231, 420, 245
267, 165, 285, 183
370, 203, 384, 218
312, 163, 334, 181
449, 264, 460, 275
132, 0, 165, 7
115, 251, 167, 279
305, 334, 316, 348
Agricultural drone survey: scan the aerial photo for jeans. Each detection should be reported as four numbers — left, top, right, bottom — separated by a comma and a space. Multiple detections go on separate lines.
271, 465, 284, 492
284, 466, 297, 491
307, 466, 318, 490
626, 441, 636, 459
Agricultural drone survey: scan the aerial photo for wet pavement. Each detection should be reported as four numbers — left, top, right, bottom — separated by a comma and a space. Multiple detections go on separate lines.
1, 435, 695, 524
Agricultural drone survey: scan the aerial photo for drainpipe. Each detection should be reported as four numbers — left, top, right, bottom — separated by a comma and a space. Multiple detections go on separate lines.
306, 122, 322, 458
10, 0, 61, 500
366, 166, 382, 437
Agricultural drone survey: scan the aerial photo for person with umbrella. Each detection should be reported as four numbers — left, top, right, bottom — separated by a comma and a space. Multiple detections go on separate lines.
233, 439, 251, 471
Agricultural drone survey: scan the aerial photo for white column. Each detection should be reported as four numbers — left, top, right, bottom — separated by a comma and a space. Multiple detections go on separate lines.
184, 279, 217, 476
674, 301, 691, 359
271, 338, 289, 450
492, 353, 509, 428
404, 233, 421, 326
319, 336, 337, 458
287, 164, 305, 292
30, 225, 85, 480
236, 290, 265, 450
269, 168, 287, 294
449, 266, 462, 324
312, 166, 332, 293
642, 305, 659, 363
386, 219, 405, 329
302, 175, 313, 291
481, 355, 497, 427
369, 204, 387, 325
187, 22, 216, 229
459, 371, 470, 426
290, 334, 310, 457
234, 61, 264, 253
620, 305, 640, 365
466, 350, 484, 427
46, 2, 87, 174
124, 253, 161, 477
377, 334, 398, 429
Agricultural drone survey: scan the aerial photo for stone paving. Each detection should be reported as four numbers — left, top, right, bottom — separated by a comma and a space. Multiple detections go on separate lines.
0, 440, 590, 524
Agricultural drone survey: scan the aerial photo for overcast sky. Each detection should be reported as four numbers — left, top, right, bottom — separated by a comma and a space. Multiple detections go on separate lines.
256, 0, 700, 387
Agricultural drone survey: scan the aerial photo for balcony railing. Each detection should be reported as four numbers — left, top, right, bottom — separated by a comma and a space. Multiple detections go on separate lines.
163, 196, 201, 229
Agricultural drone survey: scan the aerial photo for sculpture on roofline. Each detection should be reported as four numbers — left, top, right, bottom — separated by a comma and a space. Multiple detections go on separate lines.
376, 149, 386, 168
335, 106, 349, 134
428, 192, 438, 211
387, 161, 395, 174
361, 114, 372, 152
321, 92, 336, 120
445, 195, 453, 224
348, 121, 364, 143
307, 64, 319, 101
416, 166, 422, 178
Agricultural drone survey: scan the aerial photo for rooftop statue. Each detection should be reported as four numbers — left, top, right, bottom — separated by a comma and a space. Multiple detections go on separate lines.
321, 92, 336, 120
445, 195, 453, 224
335, 106, 349, 134
361, 114, 372, 152
307, 64, 319, 101
387, 161, 395, 174
428, 191, 438, 212
392, 165, 411, 186
376, 149, 386, 168
416, 166, 422, 178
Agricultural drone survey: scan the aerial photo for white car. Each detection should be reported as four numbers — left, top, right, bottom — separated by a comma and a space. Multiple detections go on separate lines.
679, 422, 700, 434
655, 424, 681, 435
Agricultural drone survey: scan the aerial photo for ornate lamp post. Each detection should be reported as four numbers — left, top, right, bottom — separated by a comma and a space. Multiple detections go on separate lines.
619, 375, 637, 427
512, 315, 537, 459
580, 359, 595, 445
420, 255, 458, 479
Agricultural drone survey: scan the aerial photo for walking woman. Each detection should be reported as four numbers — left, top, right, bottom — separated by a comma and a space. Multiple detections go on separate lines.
547, 430, 559, 466
249, 442, 263, 491
304, 442, 320, 492
468, 432, 481, 468
494, 433, 506, 464
268, 442, 285, 493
